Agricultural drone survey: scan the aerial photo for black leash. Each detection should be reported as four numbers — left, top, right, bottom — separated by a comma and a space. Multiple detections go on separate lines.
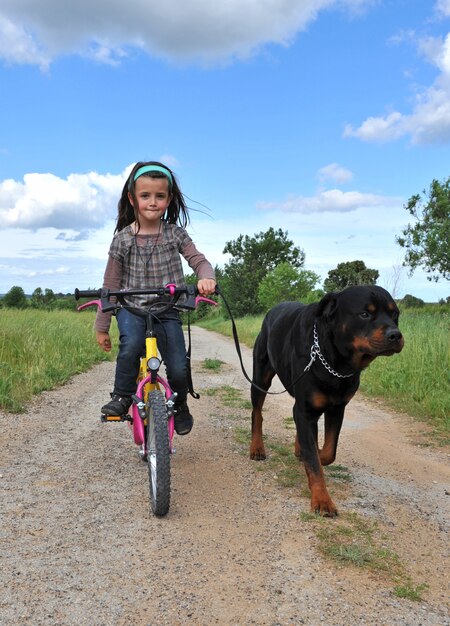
186, 312, 200, 399
215, 286, 310, 396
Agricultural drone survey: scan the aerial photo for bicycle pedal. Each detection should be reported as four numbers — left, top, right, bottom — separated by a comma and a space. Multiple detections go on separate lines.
100, 413, 131, 423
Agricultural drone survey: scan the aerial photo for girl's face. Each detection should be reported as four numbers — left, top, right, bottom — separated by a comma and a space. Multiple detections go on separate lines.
128, 176, 172, 231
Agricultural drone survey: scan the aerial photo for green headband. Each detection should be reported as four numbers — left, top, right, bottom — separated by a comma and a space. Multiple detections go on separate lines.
132, 165, 173, 186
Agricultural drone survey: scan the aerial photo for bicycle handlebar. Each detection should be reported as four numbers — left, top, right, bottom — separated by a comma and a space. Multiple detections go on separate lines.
74, 285, 200, 299
74, 284, 218, 313
74, 288, 103, 299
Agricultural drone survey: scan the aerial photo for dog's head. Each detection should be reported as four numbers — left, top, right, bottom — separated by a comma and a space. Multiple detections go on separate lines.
316, 285, 404, 370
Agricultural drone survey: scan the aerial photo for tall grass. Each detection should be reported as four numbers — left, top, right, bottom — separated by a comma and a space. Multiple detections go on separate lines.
360, 308, 449, 440
199, 306, 449, 442
0, 309, 116, 412
200, 313, 263, 348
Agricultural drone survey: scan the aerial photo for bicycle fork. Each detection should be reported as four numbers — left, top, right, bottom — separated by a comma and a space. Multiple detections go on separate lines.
132, 334, 177, 454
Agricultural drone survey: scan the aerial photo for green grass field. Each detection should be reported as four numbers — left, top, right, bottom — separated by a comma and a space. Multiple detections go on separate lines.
0, 309, 117, 412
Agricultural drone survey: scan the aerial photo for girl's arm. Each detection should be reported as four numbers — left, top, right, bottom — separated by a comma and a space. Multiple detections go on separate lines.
180, 233, 216, 292
94, 255, 122, 336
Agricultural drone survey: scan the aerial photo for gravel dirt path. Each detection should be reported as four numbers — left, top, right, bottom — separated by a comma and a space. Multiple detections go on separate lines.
1, 326, 449, 626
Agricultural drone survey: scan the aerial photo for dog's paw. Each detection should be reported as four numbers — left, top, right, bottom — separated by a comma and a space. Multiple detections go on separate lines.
250, 447, 266, 461
311, 495, 338, 518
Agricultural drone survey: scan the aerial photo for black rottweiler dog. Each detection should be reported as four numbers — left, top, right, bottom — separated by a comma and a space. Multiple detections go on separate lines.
250, 285, 404, 517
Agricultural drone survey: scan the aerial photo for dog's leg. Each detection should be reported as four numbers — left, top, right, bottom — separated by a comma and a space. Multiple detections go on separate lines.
250, 368, 275, 460
295, 434, 301, 458
294, 404, 337, 517
250, 336, 275, 461
250, 405, 266, 460
319, 406, 345, 466
294, 421, 318, 460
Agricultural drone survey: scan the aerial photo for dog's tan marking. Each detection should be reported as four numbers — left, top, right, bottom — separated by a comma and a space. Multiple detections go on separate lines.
311, 391, 328, 410
294, 434, 301, 458
250, 408, 266, 460
352, 336, 372, 352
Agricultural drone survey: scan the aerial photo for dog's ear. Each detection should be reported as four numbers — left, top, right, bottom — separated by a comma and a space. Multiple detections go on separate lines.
316, 292, 338, 319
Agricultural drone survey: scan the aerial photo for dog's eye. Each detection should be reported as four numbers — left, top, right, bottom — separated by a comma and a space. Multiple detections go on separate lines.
359, 311, 371, 319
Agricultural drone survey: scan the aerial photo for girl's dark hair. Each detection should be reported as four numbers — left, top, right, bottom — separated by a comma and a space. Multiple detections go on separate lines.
115, 161, 189, 233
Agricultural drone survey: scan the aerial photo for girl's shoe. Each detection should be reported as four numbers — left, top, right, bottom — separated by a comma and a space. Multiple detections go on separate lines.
101, 394, 132, 416
174, 403, 193, 435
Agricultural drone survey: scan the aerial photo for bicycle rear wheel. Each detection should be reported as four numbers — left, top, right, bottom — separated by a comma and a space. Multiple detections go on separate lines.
147, 389, 170, 516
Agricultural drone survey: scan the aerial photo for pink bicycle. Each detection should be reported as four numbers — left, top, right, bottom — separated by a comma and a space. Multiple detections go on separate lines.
75, 284, 216, 516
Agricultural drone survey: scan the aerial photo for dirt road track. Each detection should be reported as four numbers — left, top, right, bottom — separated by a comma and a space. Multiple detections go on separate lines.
1, 327, 449, 625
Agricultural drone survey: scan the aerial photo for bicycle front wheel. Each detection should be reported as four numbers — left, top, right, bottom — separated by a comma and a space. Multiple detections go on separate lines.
147, 389, 171, 516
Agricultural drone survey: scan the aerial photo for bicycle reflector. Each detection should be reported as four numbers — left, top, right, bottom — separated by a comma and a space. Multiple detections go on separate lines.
147, 356, 161, 371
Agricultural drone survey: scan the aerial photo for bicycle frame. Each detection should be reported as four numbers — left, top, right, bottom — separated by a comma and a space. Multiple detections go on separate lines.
131, 331, 176, 454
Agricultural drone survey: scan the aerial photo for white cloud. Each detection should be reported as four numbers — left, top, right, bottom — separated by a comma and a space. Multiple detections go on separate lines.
344, 28, 450, 145
317, 163, 354, 184
436, 0, 450, 17
0, 168, 128, 232
420, 32, 450, 74
343, 111, 406, 142
86, 43, 128, 66
159, 154, 180, 168
256, 188, 399, 213
0, 15, 49, 70
28, 266, 70, 278
344, 81, 450, 145
0, 0, 374, 67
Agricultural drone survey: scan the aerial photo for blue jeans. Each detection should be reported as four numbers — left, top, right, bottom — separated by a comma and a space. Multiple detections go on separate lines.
113, 308, 188, 403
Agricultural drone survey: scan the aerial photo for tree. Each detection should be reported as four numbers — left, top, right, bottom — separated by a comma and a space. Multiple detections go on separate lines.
257, 262, 320, 311
3, 286, 28, 309
222, 228, 305, 317
43, 288, 56, 306
383, 264, 404, 300
396, 176, 450, 281
30, 287, 44, 308
30, 287, 57, 309
323, 260, 379, 293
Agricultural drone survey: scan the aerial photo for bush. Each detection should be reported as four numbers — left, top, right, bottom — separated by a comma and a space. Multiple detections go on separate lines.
257, 263, 320, 310
400, 294, 425, 308
2, 286, 28, 309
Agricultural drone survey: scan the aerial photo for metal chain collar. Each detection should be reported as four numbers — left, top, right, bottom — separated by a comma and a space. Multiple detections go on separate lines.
304, 323, 355, 379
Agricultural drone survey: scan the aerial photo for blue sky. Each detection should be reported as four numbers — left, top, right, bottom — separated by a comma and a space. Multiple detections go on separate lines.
1, 0, 449, 301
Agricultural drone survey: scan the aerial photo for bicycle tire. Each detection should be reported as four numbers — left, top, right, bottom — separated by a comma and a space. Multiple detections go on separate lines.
147, 389, 171, 516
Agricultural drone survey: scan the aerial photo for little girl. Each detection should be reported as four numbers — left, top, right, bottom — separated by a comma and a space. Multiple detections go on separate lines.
95, 161, 216, 435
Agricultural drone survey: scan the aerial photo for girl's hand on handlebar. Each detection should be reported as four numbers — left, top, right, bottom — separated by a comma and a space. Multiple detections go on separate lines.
96, 331, 112, 352
197, 278, 216, 296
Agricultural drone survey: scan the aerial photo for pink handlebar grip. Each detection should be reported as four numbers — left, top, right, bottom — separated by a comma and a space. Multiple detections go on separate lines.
77, 300, 102, 312
195, 296, 218, 306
